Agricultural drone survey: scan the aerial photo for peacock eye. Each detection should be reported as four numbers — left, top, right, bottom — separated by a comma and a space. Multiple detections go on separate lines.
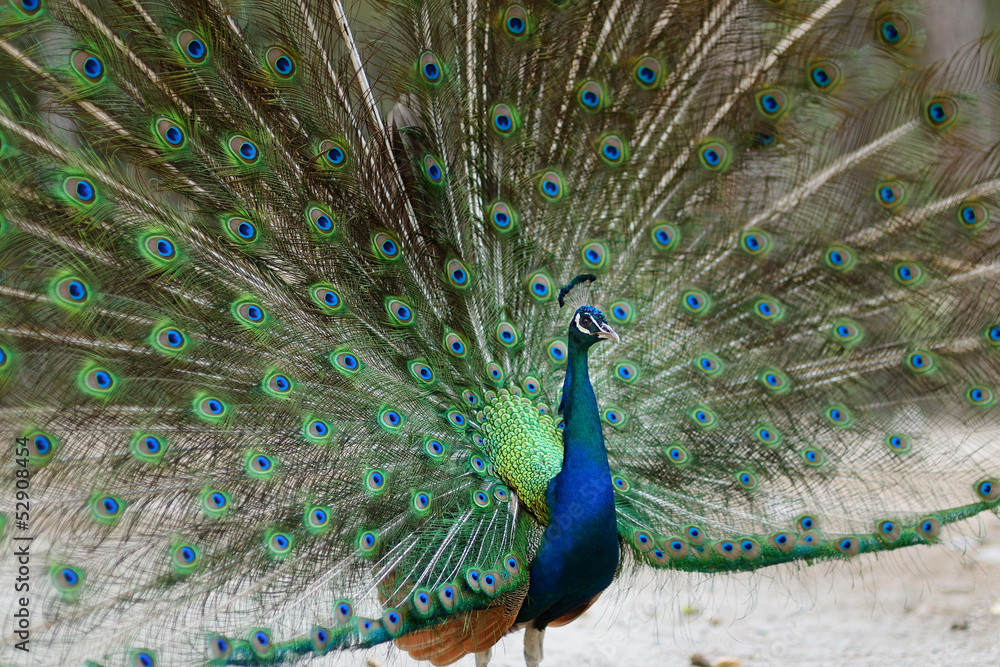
580, 315, 592, 328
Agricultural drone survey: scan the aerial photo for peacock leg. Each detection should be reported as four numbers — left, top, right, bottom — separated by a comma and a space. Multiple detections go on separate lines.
523, 626, 545, 667
475, 648, 492, 667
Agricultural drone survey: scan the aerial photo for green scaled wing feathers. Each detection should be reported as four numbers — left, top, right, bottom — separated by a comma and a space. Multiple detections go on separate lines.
0, 0, 1000, 665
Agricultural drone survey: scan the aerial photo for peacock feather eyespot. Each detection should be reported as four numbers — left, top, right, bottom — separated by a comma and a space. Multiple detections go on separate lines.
754, 424, 782, 446
502, 5, 530, 39
580, 240, 609, 270
492, 485, 510, 503
684, 525, 706, 545
877, 13, 911, 48
357, 617, 382, 637
664, 537, 689, 558
304, 418, 331, 442
693, 352, 724, 377
444, 331, 469, 358
245, 451, 278, 478
976, 478, 1000, 502
373, 231, 401, 260
651, 222, 680, 250
835, 537, 860, 556
422, 153, 445, 184
831, 319, 863, 346
201, 488, 230, 517
877, 519, 901, 543
71, 51, 105, 84
250, 629, 273, 657
610, 474, 631, 492
495, 321, 520, 347
490, 103, 521, 136
411, 588, 435, 617
736, 470, 757, 490
480, 571, 501, 596
809, 60, 841, 91
893, 261, 923, 286
753, 296, 784, 321
800, 446, 824, 466
824, 244, 856, 271
131, 432, 166, 464
89, 493, 125, 524
609, 299, 635, 324
266, 46, 296, 79
469, 453, 489, 474
266, 532, 293, 558
25, 431, 57, 463
632, 55, 664, 89
769, 532, 795, 553
13, 0, 42, 16
538, 169, 565, 202
446, 409, 467, 428
876, 181, 905, 210
418, 51, 444, 84
311, 284, 344, 313
797, 515, 818, 532
925, 97, 958, 129
141, 234, 179, 264
664, 443, 691, 466
823, 404, 851, 427
577, 80, 608, 112
224, 216, 259, 243
170, 543, 200, 574
228, 135, 260, 165
408, 360, 435, 384
986, 324, 1000, 347
306, 204, 336, 235
957, 201, 989, 230
597, 133, 628, 166
177, 30, 208, 63
154, 118, 186, 149
631, 528, 653, 551
472, 489, 491, 508
132, 651, 156, 667
63, 177, 97, 206
378, 407, 404, 431
209, 635, 232, 660
358, 530, 379, 555
714, 540, 740, 561
885, 433, 912, 454
446, 259, 471, 289
79, 366, 118, 397
759, 368, 790, 393
312, 625, 333, 653
689, 406, 718, 428
411, 490, 432, 515
232, 299, 267, 326
262, 372, 293, 398
614, 361, 639, 383
194, 395, 229, 422
905, 350, 935, 374
698, 140, 731, 172
319, 139, 349, 169
488, 200, 518, 232
916, 517, 941, 539
522, 377, 541, 396
424, 437, 446, 459
740, 229, 771, 256
967, 384, 995, 406
330, 349, 362, 375
547, 339, 567, 364
740, 539, 761, 559
602, 407, 625, 427
335, 600, 354, 625
51, 564, 83, 597
385, 297, 415, 326
462, 389, 481, 407
754, 88, 788, 119
486, 362, 504, 384
753, 129, 777, 147
681, 288, 711, 315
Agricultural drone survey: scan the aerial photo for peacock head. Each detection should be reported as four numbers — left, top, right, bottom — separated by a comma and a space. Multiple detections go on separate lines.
569, 305, 619, 348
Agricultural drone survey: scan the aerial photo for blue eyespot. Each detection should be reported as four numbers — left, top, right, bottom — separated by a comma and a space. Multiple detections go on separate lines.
83, 56, 102, 79
76, 180, 94, 201
239, 142, 257, 160
187, 39, 205, 59
423, 62, 439, 79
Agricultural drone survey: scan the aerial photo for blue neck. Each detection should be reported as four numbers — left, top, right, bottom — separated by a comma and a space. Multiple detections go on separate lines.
517, 333, 619, 626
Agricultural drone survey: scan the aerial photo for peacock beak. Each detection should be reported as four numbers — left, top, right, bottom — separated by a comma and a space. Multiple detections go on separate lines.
596, 323, 620, 343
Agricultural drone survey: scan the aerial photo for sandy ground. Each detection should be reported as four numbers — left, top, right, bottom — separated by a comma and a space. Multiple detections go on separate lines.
336, 515, 1000, 667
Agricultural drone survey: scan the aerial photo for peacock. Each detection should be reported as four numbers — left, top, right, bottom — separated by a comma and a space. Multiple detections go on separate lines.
1, 0, 1000, 664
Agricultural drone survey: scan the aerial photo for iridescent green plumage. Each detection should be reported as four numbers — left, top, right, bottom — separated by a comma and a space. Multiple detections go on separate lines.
0, 0, 999, 665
